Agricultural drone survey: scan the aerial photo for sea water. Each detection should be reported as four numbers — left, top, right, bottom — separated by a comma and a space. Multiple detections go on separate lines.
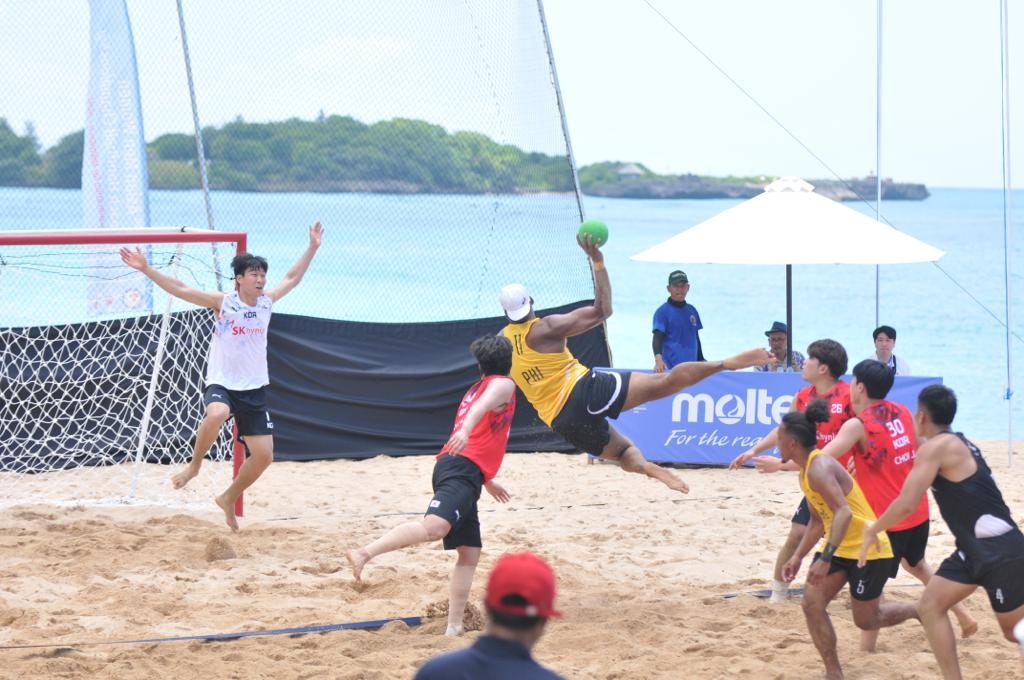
1, 186, 1021, 440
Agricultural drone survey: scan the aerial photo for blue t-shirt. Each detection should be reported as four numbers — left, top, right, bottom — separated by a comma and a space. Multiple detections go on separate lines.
414, 634, 564, 680
652, 299, 702, 368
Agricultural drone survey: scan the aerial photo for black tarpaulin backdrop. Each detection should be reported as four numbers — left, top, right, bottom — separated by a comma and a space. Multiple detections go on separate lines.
266, 301, 611, 460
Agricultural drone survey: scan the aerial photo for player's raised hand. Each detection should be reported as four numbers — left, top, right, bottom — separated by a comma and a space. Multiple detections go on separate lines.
308, 221, 324, 247
119, 246, 148, 272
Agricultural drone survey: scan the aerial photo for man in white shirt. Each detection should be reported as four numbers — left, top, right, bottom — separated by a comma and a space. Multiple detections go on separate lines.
866, 325, 910, 376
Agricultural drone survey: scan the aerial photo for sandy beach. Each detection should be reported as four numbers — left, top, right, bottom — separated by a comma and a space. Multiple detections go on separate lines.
1, 441, 1022, 679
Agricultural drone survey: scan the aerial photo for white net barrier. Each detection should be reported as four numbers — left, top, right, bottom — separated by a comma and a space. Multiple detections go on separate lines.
0, 1, 592, 324
0, 234, 241, 508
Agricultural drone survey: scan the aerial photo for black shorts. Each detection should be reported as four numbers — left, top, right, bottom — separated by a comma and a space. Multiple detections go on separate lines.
427, 454, 484, 550
204, 384, 274, 437
935, 531, 1024, 613
819, 554, 895, 601
791, 497, 811, 526
887, 520, 930, 574
550, 370, 632, 455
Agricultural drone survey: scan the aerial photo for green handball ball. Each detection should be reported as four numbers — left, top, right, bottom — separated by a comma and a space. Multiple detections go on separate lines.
578, 219, 609, 246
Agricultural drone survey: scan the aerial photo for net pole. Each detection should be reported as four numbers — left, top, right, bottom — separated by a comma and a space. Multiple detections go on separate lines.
999, 0, 1015, 465
175, 0, 223, 292
535, 0, 615, 365
129, 244, 186, 499
874, 0, 883, 328
535, 0, 584, 224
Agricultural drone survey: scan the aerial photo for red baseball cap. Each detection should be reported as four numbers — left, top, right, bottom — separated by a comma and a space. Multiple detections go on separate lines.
485, 551, 561, 618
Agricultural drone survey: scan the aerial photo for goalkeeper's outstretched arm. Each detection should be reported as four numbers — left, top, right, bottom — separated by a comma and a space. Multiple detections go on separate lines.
119, 246, 225, 311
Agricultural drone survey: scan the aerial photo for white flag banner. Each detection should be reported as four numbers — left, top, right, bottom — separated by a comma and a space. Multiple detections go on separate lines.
83, 0, 152, 316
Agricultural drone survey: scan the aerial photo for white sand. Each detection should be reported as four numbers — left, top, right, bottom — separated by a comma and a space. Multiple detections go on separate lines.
1, 441, 1022, 679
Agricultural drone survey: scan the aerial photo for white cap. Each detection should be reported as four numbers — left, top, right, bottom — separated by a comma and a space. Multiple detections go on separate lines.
500, 283, 532, 322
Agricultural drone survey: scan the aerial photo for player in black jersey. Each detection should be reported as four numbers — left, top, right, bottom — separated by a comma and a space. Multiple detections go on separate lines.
860, 384, 1024, 680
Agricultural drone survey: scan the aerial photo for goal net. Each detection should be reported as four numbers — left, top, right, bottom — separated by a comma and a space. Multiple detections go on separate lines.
0, 228, 246, 509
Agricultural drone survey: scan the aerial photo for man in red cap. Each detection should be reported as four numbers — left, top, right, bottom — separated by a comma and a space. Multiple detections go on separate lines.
414, 551, 565, 679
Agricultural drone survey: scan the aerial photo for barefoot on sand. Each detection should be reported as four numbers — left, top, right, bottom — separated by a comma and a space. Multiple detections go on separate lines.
644, 462, 689, 493
215, 494, 239, 532
171, 465, 200, 490
346, 548, 368, 582
960, 619, 979, 639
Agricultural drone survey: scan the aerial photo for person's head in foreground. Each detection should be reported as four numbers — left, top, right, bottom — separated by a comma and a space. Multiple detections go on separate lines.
914, 383, 957, 434
500, 283, 534, 323
485, 551, 561, 646
850, 359, 894, 411
230, 252, 269, 295
471, 335, 513, 377
803, 338, 848, 382
777, 398, 830, 466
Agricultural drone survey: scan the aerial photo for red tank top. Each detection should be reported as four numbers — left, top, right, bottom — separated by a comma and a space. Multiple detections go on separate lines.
437, 374, 515, 483
793, 381, 856, 465
852, 400, 929, 530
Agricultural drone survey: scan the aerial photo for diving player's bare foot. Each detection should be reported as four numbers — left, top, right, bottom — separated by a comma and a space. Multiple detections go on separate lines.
725, 347, 776, 371
643, 462, 689, 493
171, 463, 201, 489
346, 548, 369, 582
215, 493, 239, 532
959, 617, 979, 639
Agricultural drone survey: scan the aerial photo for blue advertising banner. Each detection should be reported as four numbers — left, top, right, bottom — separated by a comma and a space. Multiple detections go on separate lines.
605, 370, 942, 465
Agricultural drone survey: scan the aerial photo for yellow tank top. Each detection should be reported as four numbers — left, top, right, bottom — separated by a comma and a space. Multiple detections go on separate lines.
501, 318, 589, 426
800, 449, 893, 561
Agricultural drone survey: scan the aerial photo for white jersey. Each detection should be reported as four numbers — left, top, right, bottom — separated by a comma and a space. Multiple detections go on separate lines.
205, 291, 273, 390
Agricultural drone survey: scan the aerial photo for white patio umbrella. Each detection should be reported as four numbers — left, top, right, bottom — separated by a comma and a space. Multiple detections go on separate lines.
630, 177, 945, 367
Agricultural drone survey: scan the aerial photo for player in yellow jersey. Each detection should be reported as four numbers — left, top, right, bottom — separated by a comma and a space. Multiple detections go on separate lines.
779, 399, 918, 680
499, 234, 772, 494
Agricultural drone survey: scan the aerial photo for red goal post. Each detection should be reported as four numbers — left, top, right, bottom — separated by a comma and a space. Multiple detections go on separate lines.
0, 227, 249, 512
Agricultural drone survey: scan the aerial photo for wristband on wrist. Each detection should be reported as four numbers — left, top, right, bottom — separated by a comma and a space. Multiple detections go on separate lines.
817, 542, 837, 563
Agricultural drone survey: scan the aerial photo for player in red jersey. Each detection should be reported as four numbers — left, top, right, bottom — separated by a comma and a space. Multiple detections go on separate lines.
730, 339, 855, 602
821, 360, 977, 647
346, 335, 517, 636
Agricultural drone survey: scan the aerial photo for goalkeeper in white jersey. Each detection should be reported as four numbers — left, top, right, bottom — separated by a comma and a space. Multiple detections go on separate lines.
119, 221, 323, 530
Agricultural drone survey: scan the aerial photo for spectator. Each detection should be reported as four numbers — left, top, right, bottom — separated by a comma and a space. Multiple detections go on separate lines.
652, 270, 704, 372
755, 321, 805, 372
413, 551, 565, 680
867, 325, 910, 376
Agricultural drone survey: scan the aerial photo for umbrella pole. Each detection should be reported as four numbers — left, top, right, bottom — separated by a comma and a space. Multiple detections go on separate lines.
786, 264, 793, 370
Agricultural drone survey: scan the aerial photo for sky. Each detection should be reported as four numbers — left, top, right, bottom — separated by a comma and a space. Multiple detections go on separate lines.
0, 0, 1020, 188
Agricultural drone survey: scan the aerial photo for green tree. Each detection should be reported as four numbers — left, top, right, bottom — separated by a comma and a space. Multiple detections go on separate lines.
150, 133, 197, 162
0, 118, 42, 185
42, 131, 84, 188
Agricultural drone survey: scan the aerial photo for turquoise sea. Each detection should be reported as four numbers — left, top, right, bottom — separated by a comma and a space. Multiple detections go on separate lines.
1, 186, 1021, 441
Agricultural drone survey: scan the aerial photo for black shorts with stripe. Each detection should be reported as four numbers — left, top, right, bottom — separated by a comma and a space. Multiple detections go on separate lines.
550, 369, 631, 455
204, 384, 274, 437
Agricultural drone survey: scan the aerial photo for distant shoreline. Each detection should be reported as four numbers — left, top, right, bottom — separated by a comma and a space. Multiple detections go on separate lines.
582, 173, 929, 202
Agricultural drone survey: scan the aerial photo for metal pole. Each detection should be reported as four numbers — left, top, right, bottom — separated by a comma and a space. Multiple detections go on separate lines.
175, 0, 223, 290
786, 265, 793, 370
535, 0, 585, 224
999, 0, 1015, 464
874, 0, 883, 328
536, 0, 614, 366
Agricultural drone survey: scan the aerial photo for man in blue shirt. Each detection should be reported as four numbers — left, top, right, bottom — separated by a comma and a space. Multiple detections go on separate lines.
652, 270, 704, 372
414, 551, 565, 680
